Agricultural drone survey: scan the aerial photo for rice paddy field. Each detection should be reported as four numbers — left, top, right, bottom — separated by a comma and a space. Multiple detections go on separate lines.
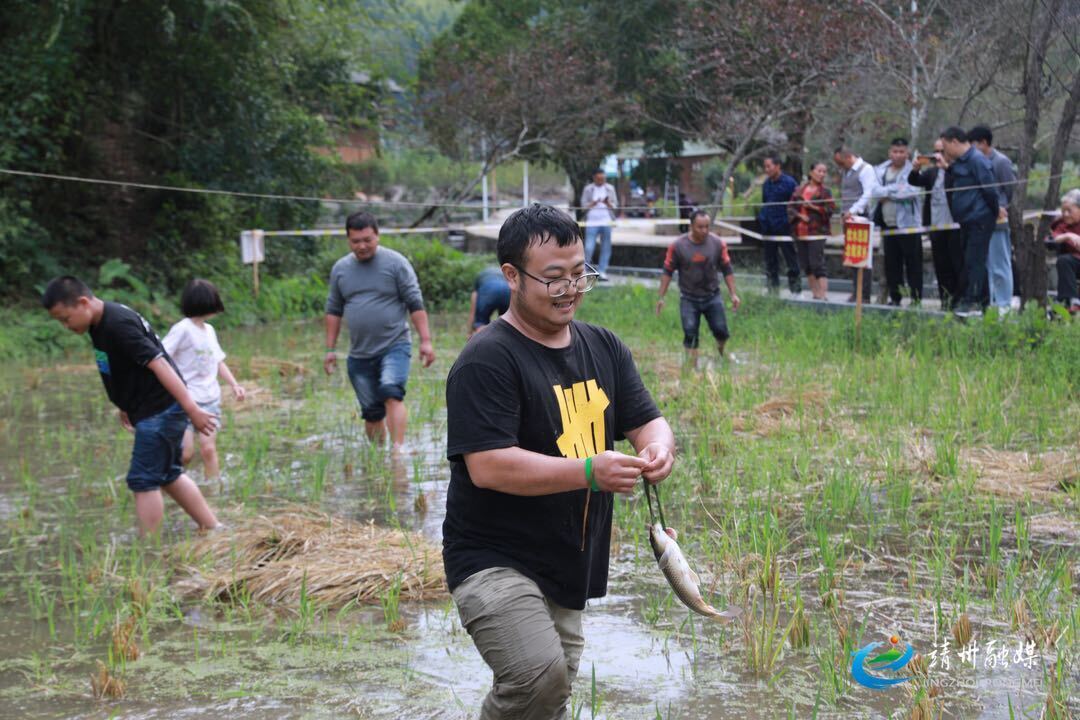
1, 286, 1077, 719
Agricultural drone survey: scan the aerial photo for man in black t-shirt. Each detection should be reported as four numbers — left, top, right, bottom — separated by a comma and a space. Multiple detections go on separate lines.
443, 204, 676, 719
43, 276, 220, 536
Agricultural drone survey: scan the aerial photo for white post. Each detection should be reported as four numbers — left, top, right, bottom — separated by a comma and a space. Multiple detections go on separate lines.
522, 160, 530, 207
481, 138, 490, 222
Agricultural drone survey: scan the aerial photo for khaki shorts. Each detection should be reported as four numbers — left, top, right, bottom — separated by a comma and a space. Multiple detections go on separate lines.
452, 567, 585, 720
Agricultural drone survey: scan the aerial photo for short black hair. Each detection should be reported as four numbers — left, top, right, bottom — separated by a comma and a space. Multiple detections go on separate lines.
496, 203, 583, 268
180, 278, 225, 317
763, 153, 782, 166
41, 276, 93, 309
592, 168, 606, 177
833, 146, 854, 157
689, 209, 711, 224
940, 126, 967, 143
345, 210, 379, 234
967, 125, 993, 145
890, 137, 909, 147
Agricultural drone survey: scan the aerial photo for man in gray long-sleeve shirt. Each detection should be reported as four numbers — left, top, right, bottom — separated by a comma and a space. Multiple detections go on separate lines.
324, 211, 435, 450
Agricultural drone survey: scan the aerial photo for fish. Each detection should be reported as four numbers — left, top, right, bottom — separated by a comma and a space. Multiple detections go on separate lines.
648, 522, 742, 622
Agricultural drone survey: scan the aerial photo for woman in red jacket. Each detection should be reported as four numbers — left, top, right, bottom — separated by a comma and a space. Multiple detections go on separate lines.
1049, 188, 1080, 314
788, 162, 837, 300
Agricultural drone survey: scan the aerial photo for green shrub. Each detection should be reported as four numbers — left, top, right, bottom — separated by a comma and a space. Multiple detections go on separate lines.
381, 235, 490, 310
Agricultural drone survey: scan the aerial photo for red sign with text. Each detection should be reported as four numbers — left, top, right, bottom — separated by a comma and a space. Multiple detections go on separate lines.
843, 218, 873, 268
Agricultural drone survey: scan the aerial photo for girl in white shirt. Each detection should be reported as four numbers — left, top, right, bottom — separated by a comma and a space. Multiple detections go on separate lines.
163, 279, 245, 482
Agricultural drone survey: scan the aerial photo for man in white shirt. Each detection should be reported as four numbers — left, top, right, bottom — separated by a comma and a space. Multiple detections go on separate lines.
834, 146, 881, 302
580, 169, 618, 280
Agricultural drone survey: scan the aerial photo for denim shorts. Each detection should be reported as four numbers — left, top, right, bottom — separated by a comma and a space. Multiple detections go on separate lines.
127, 402, 187, 492
680, 293, 730, 348
185, 398, 222, 433
474, 281, 511, 328
346, 342, 412, 422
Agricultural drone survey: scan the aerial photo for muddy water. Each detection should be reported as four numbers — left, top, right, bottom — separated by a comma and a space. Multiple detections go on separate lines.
0, 319, 1070, 719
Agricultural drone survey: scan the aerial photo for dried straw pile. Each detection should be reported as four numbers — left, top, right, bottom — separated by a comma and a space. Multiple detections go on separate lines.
249, 356, 309, 379
174, 506, 446, 608
220, 382, 281, 413
906, 436, 1078, 499
732, 390, 831, 436
960, 446, 1078, 499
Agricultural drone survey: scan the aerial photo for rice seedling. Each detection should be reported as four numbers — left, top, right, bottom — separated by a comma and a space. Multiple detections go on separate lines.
90, 659, 125, 699
952, 613, 972, 648
381, 573, 405, 633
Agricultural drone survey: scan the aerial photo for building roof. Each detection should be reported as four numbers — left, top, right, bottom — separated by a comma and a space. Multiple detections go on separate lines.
616, 140, 726, 159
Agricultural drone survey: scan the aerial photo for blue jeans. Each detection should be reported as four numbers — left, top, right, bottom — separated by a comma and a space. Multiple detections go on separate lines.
127, 402, 187, 492
679, 293, 730, 349
347, 342, 412, 422
987, 226, 1013, 308
584, 225, 613, 274
474, 281, 510, 328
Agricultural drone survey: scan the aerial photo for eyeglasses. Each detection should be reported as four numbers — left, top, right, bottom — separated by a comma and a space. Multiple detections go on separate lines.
513, 264, 600, 298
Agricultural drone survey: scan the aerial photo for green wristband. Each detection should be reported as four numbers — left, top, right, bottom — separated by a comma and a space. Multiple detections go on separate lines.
585, 456, 599, 492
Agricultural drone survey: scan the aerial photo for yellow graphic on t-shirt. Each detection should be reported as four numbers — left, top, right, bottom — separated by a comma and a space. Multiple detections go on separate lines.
553, 380, 610, 459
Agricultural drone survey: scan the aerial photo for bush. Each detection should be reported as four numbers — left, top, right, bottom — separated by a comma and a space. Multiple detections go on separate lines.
381, 235, 490, 310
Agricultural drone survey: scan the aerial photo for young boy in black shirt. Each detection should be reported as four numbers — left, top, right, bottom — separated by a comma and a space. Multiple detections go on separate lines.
42, 276, 220, 536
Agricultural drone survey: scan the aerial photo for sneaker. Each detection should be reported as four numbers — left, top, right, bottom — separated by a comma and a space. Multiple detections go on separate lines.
954, 304, 983, 318
598, 273, 610, 282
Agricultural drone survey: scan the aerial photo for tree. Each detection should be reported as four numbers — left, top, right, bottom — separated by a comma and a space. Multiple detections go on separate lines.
0, 0, 387, 297
656, 0, 871, 205
973, 0, 1080, 304
859, 0, 992, 145
418, 5, 633, 220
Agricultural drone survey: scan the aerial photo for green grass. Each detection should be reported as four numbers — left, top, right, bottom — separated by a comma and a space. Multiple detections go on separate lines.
0, 286, 1076, 717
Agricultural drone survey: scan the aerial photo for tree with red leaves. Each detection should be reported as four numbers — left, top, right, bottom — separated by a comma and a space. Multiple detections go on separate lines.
655, 0, 871, 201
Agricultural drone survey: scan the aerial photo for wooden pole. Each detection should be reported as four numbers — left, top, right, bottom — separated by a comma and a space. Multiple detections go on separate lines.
253, 258, 260, 299
854, 266, 863, 350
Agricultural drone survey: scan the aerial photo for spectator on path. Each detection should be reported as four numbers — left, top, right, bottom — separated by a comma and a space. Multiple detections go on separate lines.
969, 125, 1018, 313
678, 189, 696, 221
324, 210, 435, 452
1048, 188, 1080, 315
757, 154, 801, 295
909, 139, 965, 309
940, 126, 999, 318
580, 169, 618, 281
788, 162, 836, 301
834, 146, 881, 302
42, 276, 220, 536
656, 210, 741, 363
871, 138, 924, 305
443, 203, 676, 720
467, 266, 511, 336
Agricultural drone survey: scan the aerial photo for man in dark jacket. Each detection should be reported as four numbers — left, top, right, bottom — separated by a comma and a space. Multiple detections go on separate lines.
940, 126, 999, 317
757, 155, 801, 294
909, 139, 965, 309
